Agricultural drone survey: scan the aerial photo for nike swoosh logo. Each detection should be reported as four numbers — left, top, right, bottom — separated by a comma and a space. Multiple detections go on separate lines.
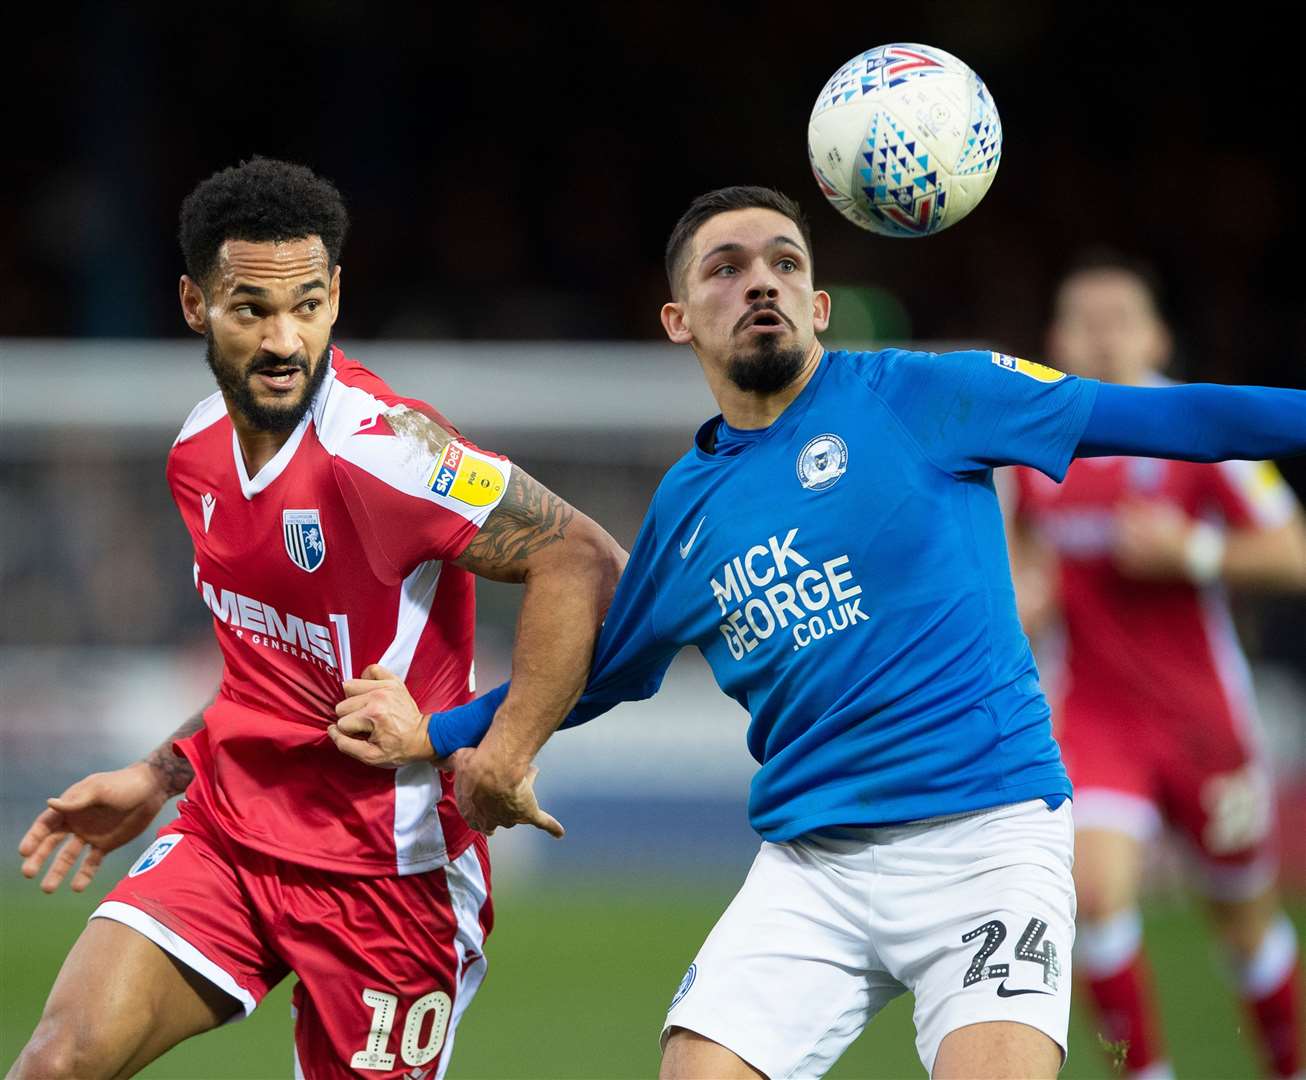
679, 516, 707, 559
995, 981, 1054, 998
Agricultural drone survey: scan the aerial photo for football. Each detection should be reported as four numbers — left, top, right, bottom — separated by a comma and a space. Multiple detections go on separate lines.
808, 43, 1002, 237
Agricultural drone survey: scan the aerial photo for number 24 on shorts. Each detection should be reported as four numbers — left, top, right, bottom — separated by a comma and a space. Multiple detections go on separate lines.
351, 988, 451, 1072
961, 917, 1061, 991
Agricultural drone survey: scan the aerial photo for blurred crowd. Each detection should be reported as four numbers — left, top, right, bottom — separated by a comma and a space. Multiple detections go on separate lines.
4, 5, 1302, 396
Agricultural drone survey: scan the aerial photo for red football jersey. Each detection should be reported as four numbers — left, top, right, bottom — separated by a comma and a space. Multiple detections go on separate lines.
1012, 454, 1298, 727
167, 347, 511, 875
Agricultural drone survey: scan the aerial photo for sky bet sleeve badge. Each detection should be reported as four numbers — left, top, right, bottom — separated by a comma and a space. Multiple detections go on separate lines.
427, 442, 507, 507
991, 352, 1067, 383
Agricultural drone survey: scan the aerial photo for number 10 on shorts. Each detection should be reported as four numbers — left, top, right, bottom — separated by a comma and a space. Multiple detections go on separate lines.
351, 988, 452, 1071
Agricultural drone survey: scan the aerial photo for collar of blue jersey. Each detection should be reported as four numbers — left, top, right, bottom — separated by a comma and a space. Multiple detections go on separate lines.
693, 349, 834, 461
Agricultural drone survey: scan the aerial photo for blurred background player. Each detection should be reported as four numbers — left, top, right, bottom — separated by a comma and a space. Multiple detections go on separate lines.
1007, 254, 1306, 1078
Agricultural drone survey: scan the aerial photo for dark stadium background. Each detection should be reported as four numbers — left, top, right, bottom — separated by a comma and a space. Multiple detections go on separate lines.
2, 5, 1303, 1077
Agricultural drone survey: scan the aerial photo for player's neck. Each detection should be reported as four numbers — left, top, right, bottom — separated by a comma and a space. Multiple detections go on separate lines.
712, 340, 824, 431
230, 414, 297, 477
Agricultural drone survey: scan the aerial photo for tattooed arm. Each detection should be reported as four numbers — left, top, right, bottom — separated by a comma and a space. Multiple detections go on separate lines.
19, 698, 210, 893
330, 448, 625, 834
142, 703, 206, 797
446, 464, 626, 824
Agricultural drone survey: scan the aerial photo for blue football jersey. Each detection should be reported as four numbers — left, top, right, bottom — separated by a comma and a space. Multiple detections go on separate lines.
441, 348, 1101, 841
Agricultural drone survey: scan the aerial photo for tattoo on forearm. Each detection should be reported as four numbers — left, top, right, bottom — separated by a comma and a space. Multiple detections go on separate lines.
143, 708, 204, 797
462, 469, 575, 569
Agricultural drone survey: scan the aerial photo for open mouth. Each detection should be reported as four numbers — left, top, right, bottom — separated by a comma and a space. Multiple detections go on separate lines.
740, 309, 790, 333
252, 366, 304, 391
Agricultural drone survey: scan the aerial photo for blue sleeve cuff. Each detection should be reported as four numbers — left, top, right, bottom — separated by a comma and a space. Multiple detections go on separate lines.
427, 682, 507, 758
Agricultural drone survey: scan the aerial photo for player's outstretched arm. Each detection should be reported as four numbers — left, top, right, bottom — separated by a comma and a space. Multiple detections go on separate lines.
1076, 382, 1306, 463
18, 702, 207, 893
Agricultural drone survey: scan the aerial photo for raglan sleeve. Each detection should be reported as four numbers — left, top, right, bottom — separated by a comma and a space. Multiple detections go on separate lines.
867, 348, 1099, 481
331, 408, 513, 581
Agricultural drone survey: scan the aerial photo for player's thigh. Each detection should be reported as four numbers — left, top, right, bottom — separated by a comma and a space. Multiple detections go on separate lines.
931, 1020, 1061, 1079
1162, 747, 1279, 904
660, 1028, 766, 1080
660, 839, 899, 1080
1072, 826, 1145, 921
283, 840, 492, 1080
878, 800, 1076, 1077
12, 916, 239, 1079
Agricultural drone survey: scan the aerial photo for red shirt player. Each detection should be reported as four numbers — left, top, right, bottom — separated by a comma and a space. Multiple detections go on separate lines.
1008, 256, 1306, 1079
13, 159, 623, 1079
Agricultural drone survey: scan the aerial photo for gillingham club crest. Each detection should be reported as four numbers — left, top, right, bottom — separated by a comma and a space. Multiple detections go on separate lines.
283, 508, 327, 573
796, 433, 849, 491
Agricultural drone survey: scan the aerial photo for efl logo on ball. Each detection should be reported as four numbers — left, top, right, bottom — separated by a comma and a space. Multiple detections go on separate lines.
808, 43, 1002, 237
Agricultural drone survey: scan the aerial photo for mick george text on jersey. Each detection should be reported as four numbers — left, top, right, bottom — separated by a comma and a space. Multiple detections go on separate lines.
711, 528, 869, 658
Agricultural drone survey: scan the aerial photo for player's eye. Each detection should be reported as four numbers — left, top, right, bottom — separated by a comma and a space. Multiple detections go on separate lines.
234, 304, 262, 318
713, 265, 738, 277
299, 299, 322, 314
777, 258, 798, 273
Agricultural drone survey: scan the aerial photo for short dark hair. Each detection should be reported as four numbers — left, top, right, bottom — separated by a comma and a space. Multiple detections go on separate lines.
1059, 247, 1166, 317
665, 186, 812, 295
179, 157, 350, 289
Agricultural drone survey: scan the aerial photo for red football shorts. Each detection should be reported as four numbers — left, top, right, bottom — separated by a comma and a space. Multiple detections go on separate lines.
94, 797, 492, 1078
1058, 699, 1278, 900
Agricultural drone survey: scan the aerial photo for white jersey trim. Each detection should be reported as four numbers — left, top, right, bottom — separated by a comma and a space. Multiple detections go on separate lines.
231, 363, 335, 499
319, 378, 513, 530
91, 900, 257, 1018
1197, 584, 1263, 749
435, 845, 490, 1080
173, 391, 228, 446
386, 558, 449, 874
1214, 459, 1298, 529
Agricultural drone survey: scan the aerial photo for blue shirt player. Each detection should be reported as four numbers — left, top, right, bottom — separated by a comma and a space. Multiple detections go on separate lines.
331, 187, 1306, 1080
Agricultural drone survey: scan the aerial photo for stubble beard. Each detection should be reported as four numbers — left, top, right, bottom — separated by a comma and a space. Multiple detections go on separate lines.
205, 334, 331, 433
725, 335, 806, 395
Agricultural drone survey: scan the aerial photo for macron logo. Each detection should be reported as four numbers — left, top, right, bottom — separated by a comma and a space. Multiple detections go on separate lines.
201, 493, 216, 532
680, 516, 707, 559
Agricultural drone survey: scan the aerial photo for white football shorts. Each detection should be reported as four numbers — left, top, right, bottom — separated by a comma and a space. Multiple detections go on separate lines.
661, 798, 1076, 1078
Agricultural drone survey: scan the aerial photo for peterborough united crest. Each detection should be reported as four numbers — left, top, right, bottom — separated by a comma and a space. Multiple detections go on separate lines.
796, 433, 849, 491
283, 508, 327, 573
669, 963, 697, 1009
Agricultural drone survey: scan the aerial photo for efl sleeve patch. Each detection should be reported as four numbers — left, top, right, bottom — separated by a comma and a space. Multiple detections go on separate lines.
992, 352, 1067, 383
428, 442, 508, 508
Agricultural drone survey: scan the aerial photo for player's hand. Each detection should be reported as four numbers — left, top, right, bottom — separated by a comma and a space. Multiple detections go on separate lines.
328, 664, 437, 768
1112, 499, 1192, 580
449, 747, 565, 839
18, 762, 170, 894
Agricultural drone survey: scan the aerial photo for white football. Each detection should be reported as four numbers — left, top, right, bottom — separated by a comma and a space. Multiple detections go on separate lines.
808, 43, 1002, 237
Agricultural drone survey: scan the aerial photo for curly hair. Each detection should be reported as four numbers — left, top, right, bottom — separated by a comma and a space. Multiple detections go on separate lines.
179, 157, 350, 288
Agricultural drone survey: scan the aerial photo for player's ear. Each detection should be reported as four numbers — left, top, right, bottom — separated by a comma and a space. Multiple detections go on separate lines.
661, 300, 693, 345
329, 264, 342, 326
812, 289, 831, 334
179, 275, 207, 335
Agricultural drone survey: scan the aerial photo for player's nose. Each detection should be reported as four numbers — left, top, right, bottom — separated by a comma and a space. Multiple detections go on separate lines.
261, 315, 302, 359
745, 277, 780, 302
